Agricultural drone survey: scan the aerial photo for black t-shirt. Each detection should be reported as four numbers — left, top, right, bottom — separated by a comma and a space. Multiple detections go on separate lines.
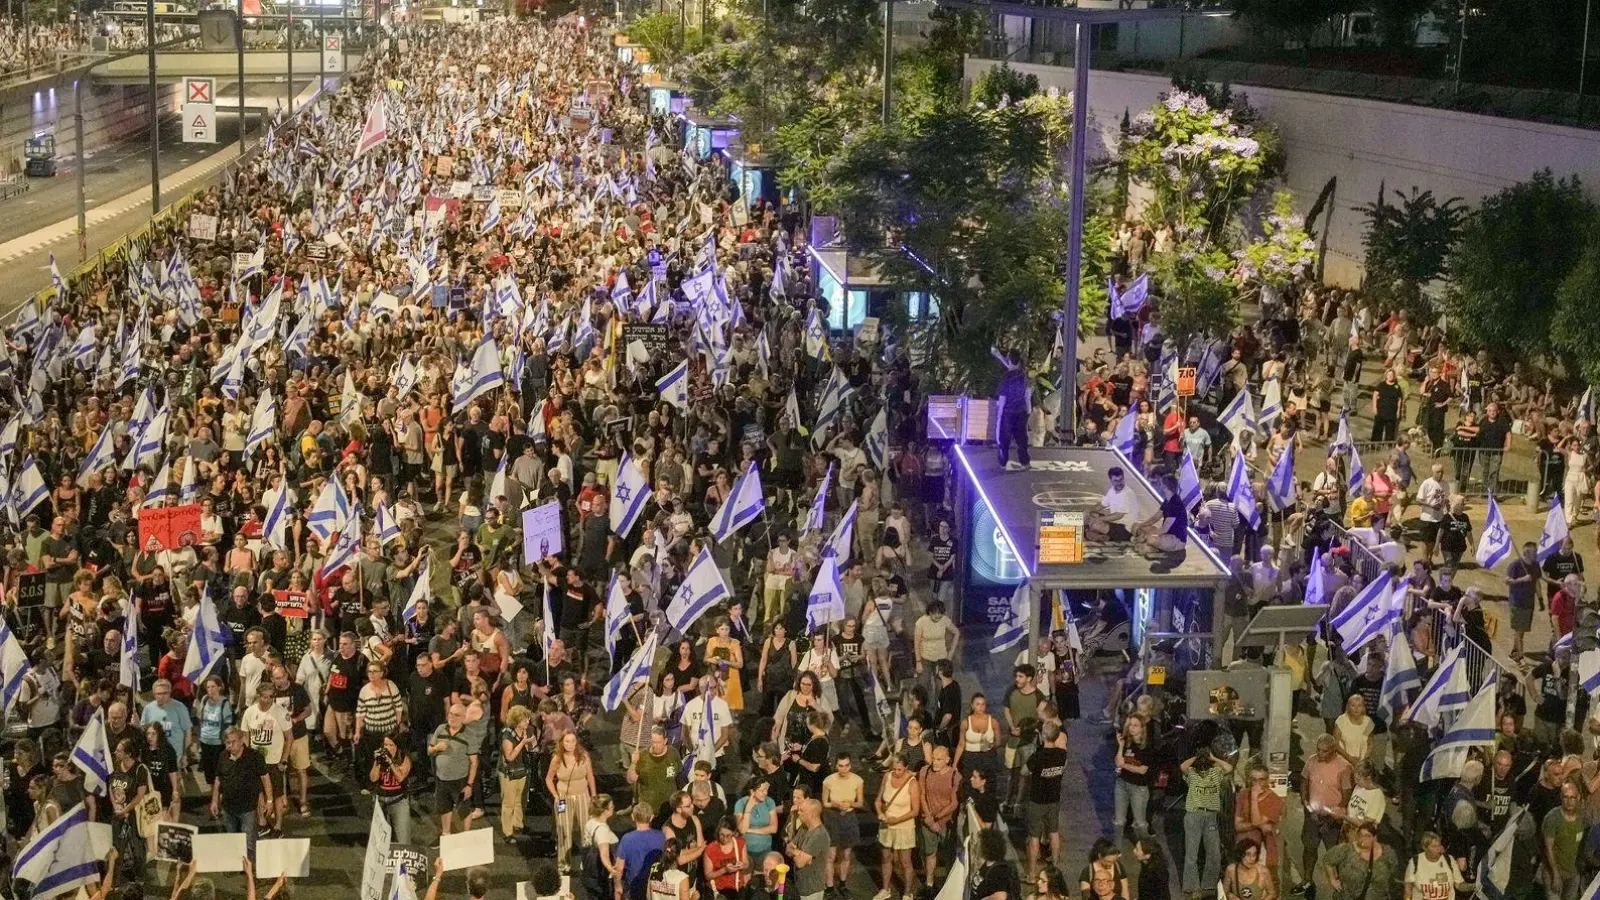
143, 742, 179, 803
1440, 513, 1472, 553
1026, 746, 1068, 805
43, 536, 75, 582
408, 670, 452, 731
216, 749, 267, 814
274, 683, 313, 739
975, 861, 1022, 900
969, 791, 999, 826
928, 536, 955, 581
327, 653, 365, 712
1544, 552, 1584, 590
1531, 662, 1567, 723
1116, 742, 1154, 787
459, 422, 490, 474
1374, 381, 1403, 420
1342, 349, 1365, 383
137, 579, 175, 622
935, 681, 962, 731
220, 602, 260, 658
1478, 416, 1511, 452
1159, 494, 1187, 538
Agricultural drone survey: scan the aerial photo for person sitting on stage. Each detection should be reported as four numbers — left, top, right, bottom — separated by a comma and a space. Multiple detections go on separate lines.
1085, 467, 1158, 545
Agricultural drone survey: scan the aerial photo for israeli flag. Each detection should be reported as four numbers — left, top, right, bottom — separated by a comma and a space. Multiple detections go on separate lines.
1117, 273, 1149, 315
1405, 643, 1470, 730
68, 325, 95, 371
1580, 387, 1595, 424
11, 458, 48, 521
13, 299, 40, 342
657, 359, 689, 410
246, 388, 277, 459
610, 452, 651, 537
1378, 621, 1422, 721
710, 461, 765, 544
12, 802, 100, 900
78, 422, 117, 480
1258, 378, 1283, 428
664, 547, 732, 634
786, 390, 804, 434
1226, 447, 1261, 530
604, 575, 631, 662
575, 296, 596, 352
1329, 570, 1396, 654
1346, 443, 1367, 497
452, 337, 505, 415
1304, 546, 1328, 605
1196, 341, 1225, 395
990, 583, 1030, 655
401, 554, 432, 625
263, 485, 292, 553
756, 330, 772, 376
804, 308, 829, 359
319, 511, 363, 582
1476, 494, 1513, 570
1539, 496, 1569, 562
488, 456, 509, 505
1265, 447, 1297, 512
1218, 389, 1257, 446
541, 585, 558, 654
124, 404, 168, 472
1156, 345, 1178, 411
238, 244, 265, 280
1478, 808, 1526, 900
1177, 449, 1203, 512
0, 416, 17, 458
863, 407, 890, 471
1419, 670, 1497, 781
804, 464, 834, 536
690, 691, 719, 772
375, 503, 401, 547
120, 601, 140, 691
143, 457, 172, 508
805, 552, 848, 632
826, 499, 860, 564
603, 632, 659, 713
1328, 411, 1354, 458
480, 194, 502, 233
70, 709, 112, 794
813, 367, 852, 446
283, 314, 313, 359
307, 479, 351, 541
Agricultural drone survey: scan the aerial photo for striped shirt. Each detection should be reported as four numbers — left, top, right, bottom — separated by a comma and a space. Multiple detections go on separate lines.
356, 682, 405, 735
1183, 766, 1230, 812
1202, 499, 1240, 554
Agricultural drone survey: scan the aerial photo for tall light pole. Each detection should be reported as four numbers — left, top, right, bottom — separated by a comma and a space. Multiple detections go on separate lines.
287, 2, 295, 113
237, 1, 246, 156
882, 0, 892, 124
147, 0, 159, 216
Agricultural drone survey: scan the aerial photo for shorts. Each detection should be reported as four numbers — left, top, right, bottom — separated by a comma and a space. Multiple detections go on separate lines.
880, 820, 916, 852
916, 822, 951, 857
862, 629, 889, 651
43, 581, 67, 609
1511, 605, 1533, 634
823, 810, 860, 849
1417, 520, 1440, 543
1006, 741, 1035, 771
288, 735, 310, 771
435, 777, 467, 811
1025, 800, 1060, 836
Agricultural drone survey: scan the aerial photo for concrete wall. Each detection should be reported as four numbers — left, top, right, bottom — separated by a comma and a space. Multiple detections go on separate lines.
965, 58, 1600, 288
0, 76, 179, 175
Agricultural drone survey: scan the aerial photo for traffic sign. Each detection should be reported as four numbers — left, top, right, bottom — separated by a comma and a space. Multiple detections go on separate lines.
182, 78, 216, 144
323, 35, 344, 74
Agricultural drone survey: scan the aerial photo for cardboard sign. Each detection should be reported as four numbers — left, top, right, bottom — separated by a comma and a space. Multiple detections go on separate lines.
257, 838, 312, 878
856, 316, 880, 344
497, 188, 523, 210
435, 155, 454, 177
1177, 367, 1197, 397
273, 590, 312, 619
138, 504, 204, 551
307, 241, 329, 260
233, 252, 254, 274
15, 571, 44, 609
521, 500, 564, 563
622, 323, 669, 356
188, 213, 218, 242
155, 822, 198, 863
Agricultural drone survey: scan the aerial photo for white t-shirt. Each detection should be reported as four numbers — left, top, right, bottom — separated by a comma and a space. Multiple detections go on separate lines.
583, 818, 618, 849
239, 702, 292, 765
239, 654, 269, 704
1405, 853, 1458, 900
1347, 785, 1387, 826
679, 696, 734, 758
648, 869, 688, 900
1101, 485, 1155, 526
1334, 713, 1374, 762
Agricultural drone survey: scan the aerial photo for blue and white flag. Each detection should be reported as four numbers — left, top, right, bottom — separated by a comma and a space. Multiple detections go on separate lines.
47, 254, 66, 299
1378, 621, 1422, 721
307, 479, 351, 541
803, 308, 829, 359
1329, 570, 1396, 654
1346, 443, 1367, 497
1405, 643, 1470, 730
401, 554, 432, 625
394, 356, 419, 402
1539, 496, 1569, 562
657, 359, 689, 410
13, 299, 40, 342
13, 801, 99, 900
1265, 446, 1297, 512
246, 388, 277, 459
826, 499, 859, 563
604, 575, 631, 662
1419, 670, 1497, 781
664, 547, 732, 634
11, 458, 47, 521
1258, 378, 1282, 428
1478, 808, 1526, 900
78, 422, 117, 480
1304, 546, 1328, 605
143, 457, 172, 508
318, 510, 362, 581
452, 337, 505, 414
1109, 273, 1149, 318
70, 709, 111, 794
68, 325, 95, 371
690, 691, 719, 772
488, 455, 509, 505
710, 462, 765, 544
120, 601, 139, 691
1226, 447, 1261, 530
1579, 650, 1600, 698
263, 485, 292, 553
1477, 494, 1513, 569
375, 503, 401, 547
541, 585, 557, 654
603, 632, 658, 712
1579, 387, 1595, 425
989, 583, 1030, 655
480, 194, 502, 233
805, 553, 848, 632
866, 408, 889, 471
1329, 411, 1354, 458
1218, 389, 1257, 446
804, 465, 833, 536
1110, 409, 1138, 459
812, 367, 851, 445
610, 452, 651, 537
123, 403, 168, 472
1156, 345, 1178, 412
1177, 448, 1203, 512
0, 622, 29, 712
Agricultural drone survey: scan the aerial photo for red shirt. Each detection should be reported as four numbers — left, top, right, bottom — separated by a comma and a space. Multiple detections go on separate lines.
1162, 410, 1184, 454
1553, 588, 1579, 638
704, 838, 749, 893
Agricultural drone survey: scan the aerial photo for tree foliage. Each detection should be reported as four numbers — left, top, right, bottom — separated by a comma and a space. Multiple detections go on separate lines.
1356, 185, 1469, 319
1552, 224, 1600, 387
1148, 242, 1240, 350
1235, 192, 1319, 289
1443, 171, 1595, 363
971, 65, 1040, 108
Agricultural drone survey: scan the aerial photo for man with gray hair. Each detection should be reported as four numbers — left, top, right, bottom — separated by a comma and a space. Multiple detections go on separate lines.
787, 799, 830, 900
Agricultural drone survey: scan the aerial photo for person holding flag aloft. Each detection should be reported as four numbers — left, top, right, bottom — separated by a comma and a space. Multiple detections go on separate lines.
993, 346, 1032, 471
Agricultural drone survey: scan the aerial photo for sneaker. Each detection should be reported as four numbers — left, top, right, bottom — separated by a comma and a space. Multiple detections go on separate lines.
1003, 461, 1022, 471
874, 891, 894, 900
1291, 884, 1313, 896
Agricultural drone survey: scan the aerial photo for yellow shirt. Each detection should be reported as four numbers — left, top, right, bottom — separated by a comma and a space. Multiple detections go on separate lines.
1348, 496, 1374, 528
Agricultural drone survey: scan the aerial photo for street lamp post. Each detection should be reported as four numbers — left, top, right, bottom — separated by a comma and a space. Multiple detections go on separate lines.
882, 0, 892, 124
147, 0, 159, 216
237, 1, 246, 156
287, 2, 295, 114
